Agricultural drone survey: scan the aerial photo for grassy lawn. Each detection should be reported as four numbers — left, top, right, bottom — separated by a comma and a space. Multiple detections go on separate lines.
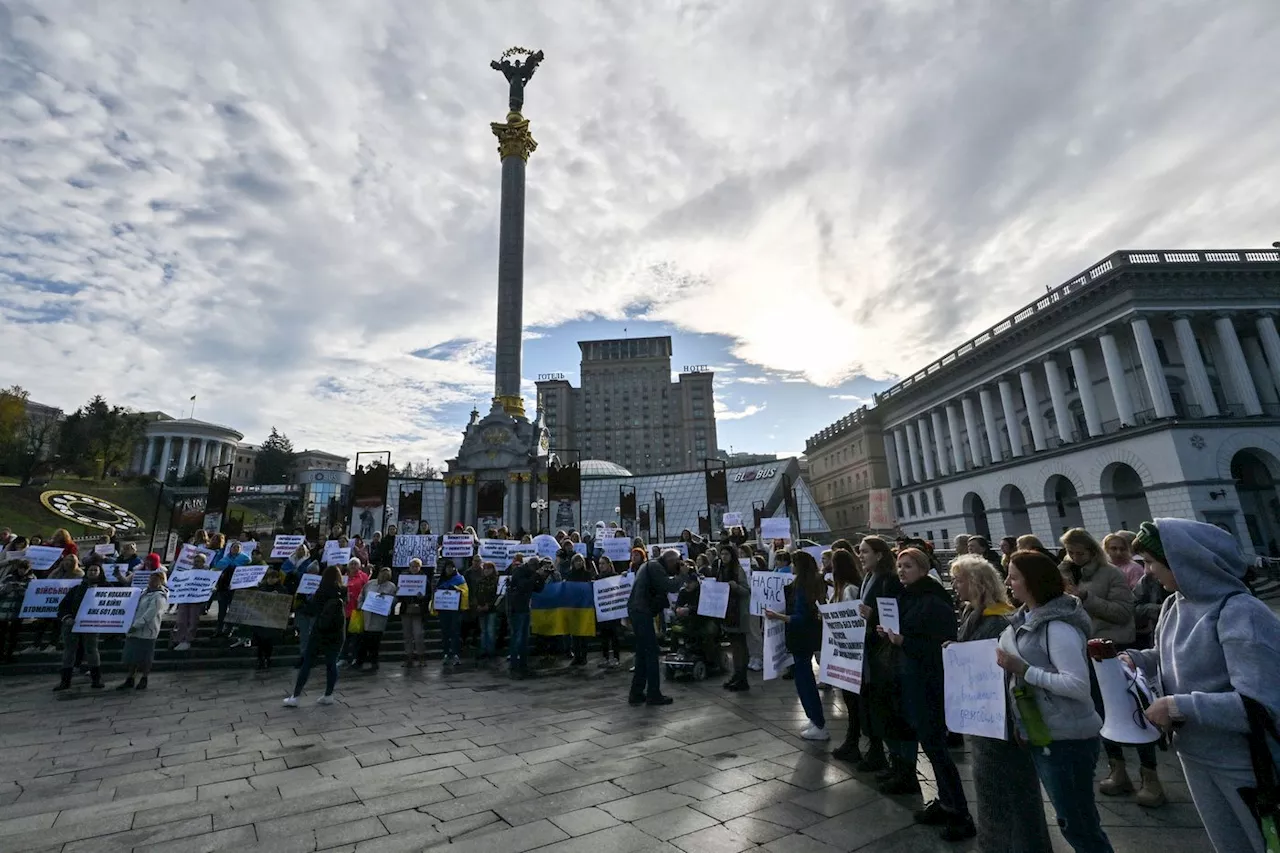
0, 476, 164, 538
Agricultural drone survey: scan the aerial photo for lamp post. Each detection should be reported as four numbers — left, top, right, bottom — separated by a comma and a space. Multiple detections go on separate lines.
531, 498, 548, 534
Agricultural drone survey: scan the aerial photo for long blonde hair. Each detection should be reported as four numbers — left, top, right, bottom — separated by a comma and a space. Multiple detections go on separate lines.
950, 555, 1009, 611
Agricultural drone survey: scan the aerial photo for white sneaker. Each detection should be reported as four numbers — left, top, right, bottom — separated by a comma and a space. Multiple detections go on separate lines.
174, 642, 191, 652
747, 658, 763, 672
316, 694, 336, 705
282, 696, 298, 708
801, 725, 830, 742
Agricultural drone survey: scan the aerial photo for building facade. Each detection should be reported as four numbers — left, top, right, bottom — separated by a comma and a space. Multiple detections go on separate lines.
804, 406, 892, 539
871, 248, 1280, 557
534, 336, 719, 474
131, 415, 244, 482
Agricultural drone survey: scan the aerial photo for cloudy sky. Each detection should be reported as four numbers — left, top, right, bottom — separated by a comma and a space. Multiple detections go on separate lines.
2, 2, 1278, 468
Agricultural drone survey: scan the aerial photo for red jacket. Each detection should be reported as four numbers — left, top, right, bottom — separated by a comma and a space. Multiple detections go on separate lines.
345, 570, 369, 618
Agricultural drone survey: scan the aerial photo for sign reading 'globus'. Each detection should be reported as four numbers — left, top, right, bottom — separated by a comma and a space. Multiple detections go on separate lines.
39, 491, 145, 533
733, 467, 778, 483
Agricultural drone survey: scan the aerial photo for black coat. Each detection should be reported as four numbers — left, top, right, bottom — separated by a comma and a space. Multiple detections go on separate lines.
58, 575, 104, 622
506, 563, 546, 615
310, 584, 348, 653
896, 576, 957, 741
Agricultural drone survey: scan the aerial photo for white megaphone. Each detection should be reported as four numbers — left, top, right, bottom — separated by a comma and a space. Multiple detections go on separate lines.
1093, 656, 1161, 745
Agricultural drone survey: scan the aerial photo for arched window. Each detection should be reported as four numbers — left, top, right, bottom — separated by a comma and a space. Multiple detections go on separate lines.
908, 494, 918, 517
895, 496, 905, 519
921, 492, 931, 514
933, 488, 944, 512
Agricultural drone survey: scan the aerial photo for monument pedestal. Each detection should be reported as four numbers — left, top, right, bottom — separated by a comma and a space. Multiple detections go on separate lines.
444, 401, 549, 535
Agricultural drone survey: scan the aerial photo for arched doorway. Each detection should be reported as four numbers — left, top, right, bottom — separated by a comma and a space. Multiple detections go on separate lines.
963, 493, 992, 542
1000, 485, 1032, 536
1045, 475, 1084, 535
1232, 450, 1280, 557
1101, 463, 1151, 533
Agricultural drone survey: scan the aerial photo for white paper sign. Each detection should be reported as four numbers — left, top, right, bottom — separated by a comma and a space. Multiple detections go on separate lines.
651, 542, 689, 559
230, 565, 268, 590
19, 578, 81, 618
25, 545, 65, 572
173, 544, 217, 572
497, 576, 509, 598
722, 512, 743, 528
361, 591, 394, 616
817, 600, 867, 693
271, 535, 306, 560
237, 541, 260, 558
763, 615, 791, 681
479, 539, 511, 567
296, 574, 322, 595
397, 574, 428, 597
760, 517, 791, 541
72, 586, 142, 633
130, 570, 155, 588
442, 535, 474, 559
433, 589, 461, 611
322, 543, 352, 565
104, 563, 129, 582
802, 546, 825, 566
573, 542, 587, 556
532, 535, 560, 559
593, 574, 633, 622
508, 544, 538, 564
750, 570, 795, 617
168, 570, 222, 605
94, 543, 117, 557
943, 639, 1006, 740
876, 598, 900, 635
393, 534, 438, 568
601, 537, 633, 562
697, 580, 730, 619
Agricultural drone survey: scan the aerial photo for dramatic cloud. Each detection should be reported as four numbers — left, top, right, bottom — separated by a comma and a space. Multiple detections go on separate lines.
2, 1, 1278, 462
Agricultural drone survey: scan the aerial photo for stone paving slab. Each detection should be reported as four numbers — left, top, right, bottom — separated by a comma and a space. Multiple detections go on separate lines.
0, 658, 1213, 852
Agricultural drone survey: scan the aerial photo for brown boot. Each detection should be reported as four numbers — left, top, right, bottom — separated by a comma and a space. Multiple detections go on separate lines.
1099, 759, 1134, 796
1136, 766, 1166, 808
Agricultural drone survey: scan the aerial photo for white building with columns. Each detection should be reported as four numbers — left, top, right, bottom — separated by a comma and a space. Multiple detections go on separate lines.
874, 248, 1280, 558
130, 414, 244, 483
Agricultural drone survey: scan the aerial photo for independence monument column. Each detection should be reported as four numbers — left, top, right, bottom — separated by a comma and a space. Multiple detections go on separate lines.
489, 46, 545, 418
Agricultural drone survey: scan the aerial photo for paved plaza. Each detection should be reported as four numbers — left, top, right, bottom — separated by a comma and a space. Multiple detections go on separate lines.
0, 661, 1214, 853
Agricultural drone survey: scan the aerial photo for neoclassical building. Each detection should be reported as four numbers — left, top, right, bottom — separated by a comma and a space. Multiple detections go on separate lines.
873, 248, 1280, 557
130, 414, 244, 482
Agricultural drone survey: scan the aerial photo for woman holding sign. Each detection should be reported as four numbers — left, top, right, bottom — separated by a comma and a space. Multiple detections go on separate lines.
714, 546, 752, 692
0, 559, 34, 662
398, 558, 430, 667
856, 537, 906, 776
117, 568, 168, 691
764, 551, 829, 740
54, 562, 106, 690
284, 566, 347, 706
355, 568, 397, 671
830, 548, 865, 763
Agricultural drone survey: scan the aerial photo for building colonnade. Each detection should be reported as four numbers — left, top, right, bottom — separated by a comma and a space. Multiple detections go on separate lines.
132, 434, 240, 480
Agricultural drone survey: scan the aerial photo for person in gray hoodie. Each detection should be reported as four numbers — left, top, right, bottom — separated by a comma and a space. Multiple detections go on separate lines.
1126, 519, 1280, 853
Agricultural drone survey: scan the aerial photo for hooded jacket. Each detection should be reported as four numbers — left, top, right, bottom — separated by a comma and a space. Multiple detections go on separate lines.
128, 586, 169, 640
1063, 554, 1135, 643
1129, 518, 1280, 772
999, 594, 1101, 742
896, 575, 958, 740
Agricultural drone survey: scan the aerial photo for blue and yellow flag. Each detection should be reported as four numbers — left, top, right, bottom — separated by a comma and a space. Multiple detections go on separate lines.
531, 581, 597, 637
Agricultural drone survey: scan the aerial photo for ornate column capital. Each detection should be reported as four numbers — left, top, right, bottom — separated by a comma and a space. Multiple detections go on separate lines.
491, 113, 537, 161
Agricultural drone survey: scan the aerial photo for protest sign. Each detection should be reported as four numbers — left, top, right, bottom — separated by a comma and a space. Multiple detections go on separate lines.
225, 590, 291, 630
651, 542, 689, 559
321, 541, 351, 565
532, 534, 559, 559
166, 531, 180, 562
173, 544, 216, 572
237, 541, 260, 559
763, 616, 791, 681
750, 570, 794, 616
393, 534, 438, 568
296, 574, 322, 595
802, 545, 825, 566
433, 589, 461, 611
168, 570, 222, 605
593, 574, 633, 622
73, 587, 142, 633
94, 543, 117, 557
817, 601, 867, 693
19, 578, 81, 618
573, 542, 587, 556
497, 576, 509, 598
131, 569, 156, 588
760, 517, 791, 541
271, 535, 306, 559
230, 565, 268, 590
943, 638, 1006, 740
722, 511, 743, 528
601, 537, 633, 562
441, 535, 473, 559
0, 548, 22, 565
739, 558, 752, 572
25, 545, 64, 572
479, 539, 511, 568
876, 598, 900, 635
397, 573, 428, 597
361, 591, 394, 616
508, 544, 538, 564
104, 563, 129, 583
697, 580, 730, 619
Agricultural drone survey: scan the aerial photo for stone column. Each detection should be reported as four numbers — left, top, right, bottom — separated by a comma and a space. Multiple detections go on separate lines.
884, 431, 902, 488
930, 409, 950, 476
1256, 314, 1280, 403
979, 386, 1002, 463
997, 378, 1025, 457
1242, 336, 1279, 406
1098, 331, 1135, 426
175, 437, 191, 480
1069, 344, 1104, 436
490, 109, 538, 418
945, 403, 965, 472
1173, 314, 1219, 416
1215, 314, 1263, 415
903, 422, 923, 483
222, 443, 233, 466
1043, 355, 1072, 442
157, 436, 174, 480
893, 428, 911, 486
916, 417, 937, 481
1130, 315, 1175, 419
463, 477, 477, 528
142, 437, 158, 476
1019, 369, 1048, 451
961, 396, 983, 467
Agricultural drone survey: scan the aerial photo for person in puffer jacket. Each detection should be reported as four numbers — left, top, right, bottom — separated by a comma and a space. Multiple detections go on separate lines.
117, 567, 169, 691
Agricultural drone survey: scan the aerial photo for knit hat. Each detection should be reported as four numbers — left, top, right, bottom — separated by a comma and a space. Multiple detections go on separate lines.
1133, 521, 1165, 565
144, 553, 162, 570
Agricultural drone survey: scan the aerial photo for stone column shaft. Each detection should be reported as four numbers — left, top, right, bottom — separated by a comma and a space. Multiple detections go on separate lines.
905, 422, 924, 483
1019, 369, 1048, 451
917, 417, 937, 481
961, 396, 983, 466
1215, 315, 1263, 415
143, 437, 158, 476
1131, 316, 1175, 418
979, 387, 1001, 462
998, 379, 1024, 457
1242, 336, 1279, 405
1099, 332, 1135, 426
1069, 345, 1103, 437
945, 403, 965, 472
1174, 315, 1218, 416
929, 410, 949, 477
1044, 356, 1072, 442
1256, 315, 1280, 404
176, 438, 191, 479
884, 431, 902, 489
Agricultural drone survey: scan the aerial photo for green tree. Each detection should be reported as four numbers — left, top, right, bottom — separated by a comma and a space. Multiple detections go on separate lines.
0, 385, 28, 450
56, 396, 148, 479
254, 427, 295, 484
0, 386, 62, 487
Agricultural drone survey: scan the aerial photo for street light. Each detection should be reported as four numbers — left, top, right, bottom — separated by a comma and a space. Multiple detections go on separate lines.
530, 498, 547, 533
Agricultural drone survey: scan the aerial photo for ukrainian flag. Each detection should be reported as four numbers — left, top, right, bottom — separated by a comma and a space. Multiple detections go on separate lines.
531, 581, 597, 637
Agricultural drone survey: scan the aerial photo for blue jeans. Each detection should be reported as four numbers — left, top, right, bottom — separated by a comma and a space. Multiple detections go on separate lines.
792, 653, 825, 728
1031, 738, 1114, 853
629, 610, 662, 700
508, 612, 530, 670
439, 612, 461, 658
293, 641, 339, 697
479, 612, 498, 656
